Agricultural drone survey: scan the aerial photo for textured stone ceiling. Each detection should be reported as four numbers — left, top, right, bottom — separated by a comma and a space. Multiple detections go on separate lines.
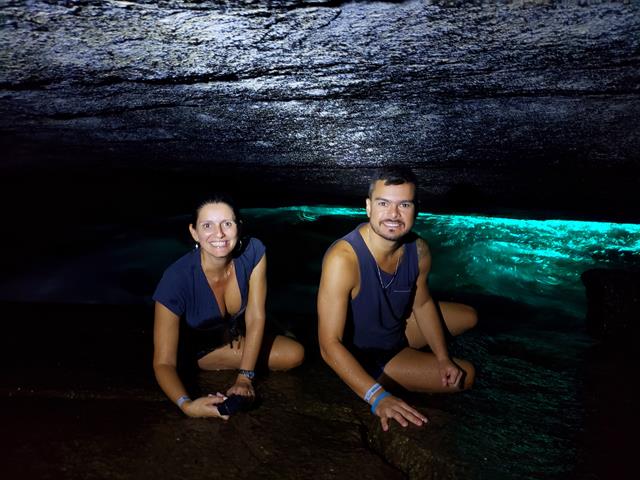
1, 0, 639, 218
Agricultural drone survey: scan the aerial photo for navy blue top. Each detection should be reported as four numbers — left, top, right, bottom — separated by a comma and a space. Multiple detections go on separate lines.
342, 226, 419, 351
153, 237, 266, 331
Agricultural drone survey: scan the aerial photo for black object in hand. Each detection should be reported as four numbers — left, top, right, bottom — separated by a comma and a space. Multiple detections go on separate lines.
217, 395, 253, 416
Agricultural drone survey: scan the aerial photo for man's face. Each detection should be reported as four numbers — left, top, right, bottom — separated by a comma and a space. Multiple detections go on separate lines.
366, 180, 416, 241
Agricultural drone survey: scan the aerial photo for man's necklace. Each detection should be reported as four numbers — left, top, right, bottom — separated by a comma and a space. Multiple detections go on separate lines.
376, 255, 400, 289
367, 225, 401, 289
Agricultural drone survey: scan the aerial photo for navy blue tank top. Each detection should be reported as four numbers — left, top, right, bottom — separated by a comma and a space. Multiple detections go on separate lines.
153, 237, 266, 330
342, 225, 419, 351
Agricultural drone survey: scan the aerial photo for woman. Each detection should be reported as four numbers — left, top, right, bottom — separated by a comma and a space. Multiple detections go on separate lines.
153, 195, 304, 418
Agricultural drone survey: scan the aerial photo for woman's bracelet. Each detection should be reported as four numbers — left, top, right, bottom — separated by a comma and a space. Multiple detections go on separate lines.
176, 395, 191, 408
370, 391, 391, 414
364, 383, 382, 403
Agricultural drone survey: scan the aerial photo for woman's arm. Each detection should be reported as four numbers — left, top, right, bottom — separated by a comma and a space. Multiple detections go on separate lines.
226, 254, 267, 397
153, 302, 226, 417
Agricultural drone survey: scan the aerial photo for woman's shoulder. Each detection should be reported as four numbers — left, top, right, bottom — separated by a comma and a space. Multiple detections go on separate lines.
161, 249, 199, 278
239, 237, 266, 265
153, 249, 198, 313
245, 236, 265, 251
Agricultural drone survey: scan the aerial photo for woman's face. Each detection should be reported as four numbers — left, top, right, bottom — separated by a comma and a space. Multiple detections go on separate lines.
189, 202, 239, 258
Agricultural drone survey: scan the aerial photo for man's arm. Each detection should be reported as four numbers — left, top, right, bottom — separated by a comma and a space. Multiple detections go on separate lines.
318, 242, 375, 397
318, 242, 426, 430
411, 238, 463, 388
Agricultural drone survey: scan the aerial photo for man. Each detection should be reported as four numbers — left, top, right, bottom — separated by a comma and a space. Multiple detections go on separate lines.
318, 166, 477, 431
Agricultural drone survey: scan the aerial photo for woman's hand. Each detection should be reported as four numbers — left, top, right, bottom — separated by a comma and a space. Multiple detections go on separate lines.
182, 393, 229, 419
226, 375, 255, 397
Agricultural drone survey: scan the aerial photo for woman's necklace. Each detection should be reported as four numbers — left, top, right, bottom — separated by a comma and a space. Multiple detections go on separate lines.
376, 254, 400, 289
204, 259, 234, 284
219, 262, 233, 282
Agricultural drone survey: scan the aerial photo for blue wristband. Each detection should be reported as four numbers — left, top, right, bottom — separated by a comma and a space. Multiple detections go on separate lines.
364, 383, 382, 403
176, 395, 191, 408
370, 391, 390, 414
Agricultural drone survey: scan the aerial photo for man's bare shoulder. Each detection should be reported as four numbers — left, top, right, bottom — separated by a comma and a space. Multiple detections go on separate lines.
323, 239, 358, 270
319, 239, 359, 298
412, 234, 432, 272
414, 235, 431, 258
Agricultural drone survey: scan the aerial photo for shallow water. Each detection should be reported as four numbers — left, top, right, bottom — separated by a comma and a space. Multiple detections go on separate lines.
2, 206, 638, 478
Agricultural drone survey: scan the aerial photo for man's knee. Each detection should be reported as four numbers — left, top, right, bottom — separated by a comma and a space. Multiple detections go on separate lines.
459, 360, 475, 390
467, 307, 478, 330
462, 305, 479, 331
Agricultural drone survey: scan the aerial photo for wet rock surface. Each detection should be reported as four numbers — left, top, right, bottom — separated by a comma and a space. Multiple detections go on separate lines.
0, 302, 469, 479
0, 305, 402, 479
0, 294, 633, 478
1, 0, 640, 220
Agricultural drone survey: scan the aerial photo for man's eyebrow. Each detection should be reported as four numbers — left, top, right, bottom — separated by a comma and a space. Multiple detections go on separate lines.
373, 197, 414, 203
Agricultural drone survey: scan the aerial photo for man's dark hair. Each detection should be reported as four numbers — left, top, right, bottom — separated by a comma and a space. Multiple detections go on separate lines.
368, 166, 419, 198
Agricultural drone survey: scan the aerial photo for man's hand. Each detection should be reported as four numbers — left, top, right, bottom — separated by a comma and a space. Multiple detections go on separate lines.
372, 394, 429, 432
438, 357, 463, 388
182, 393, 229, 419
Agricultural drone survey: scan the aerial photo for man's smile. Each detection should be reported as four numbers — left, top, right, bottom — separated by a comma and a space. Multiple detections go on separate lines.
381, 220, 404, 228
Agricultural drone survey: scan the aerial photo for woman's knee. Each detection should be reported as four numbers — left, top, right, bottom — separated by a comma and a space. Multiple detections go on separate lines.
269, 336, 304, 370
286, 340, 305, 369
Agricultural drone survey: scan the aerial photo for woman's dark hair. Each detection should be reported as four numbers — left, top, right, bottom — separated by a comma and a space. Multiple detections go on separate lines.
191, 193, 244, 237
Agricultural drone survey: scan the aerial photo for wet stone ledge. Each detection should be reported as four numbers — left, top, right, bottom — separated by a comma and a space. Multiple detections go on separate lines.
2, 360, 471, 479
0, 297, 472, 480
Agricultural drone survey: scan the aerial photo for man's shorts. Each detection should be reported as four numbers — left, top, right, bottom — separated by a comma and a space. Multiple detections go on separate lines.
350, 339, 408, 380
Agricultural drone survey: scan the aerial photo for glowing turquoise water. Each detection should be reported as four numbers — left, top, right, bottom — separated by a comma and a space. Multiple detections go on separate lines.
245, 206, 640, 317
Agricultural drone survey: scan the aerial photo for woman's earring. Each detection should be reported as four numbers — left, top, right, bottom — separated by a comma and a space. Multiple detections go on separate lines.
195, 242, 200, 249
